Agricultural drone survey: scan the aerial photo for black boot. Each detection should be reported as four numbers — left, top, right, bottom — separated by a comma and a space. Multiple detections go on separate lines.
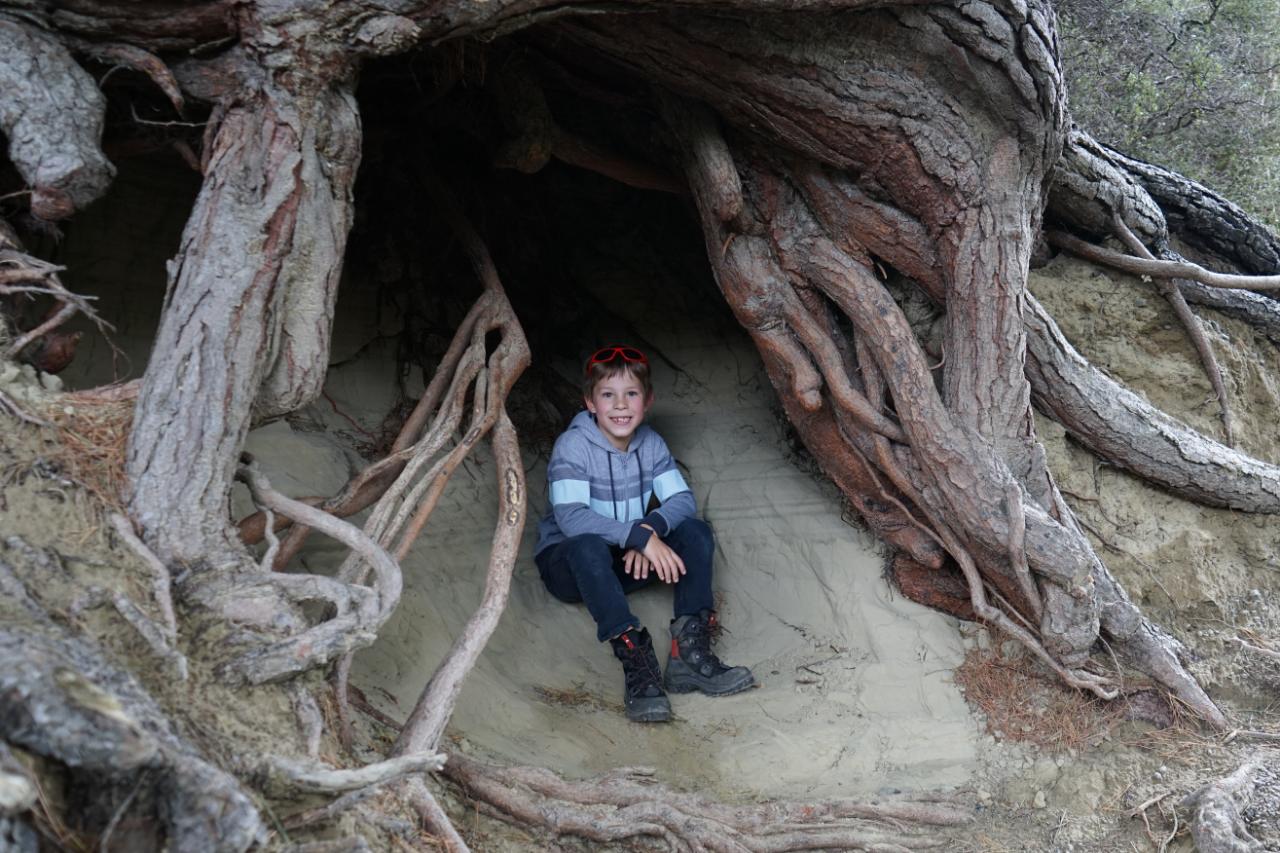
609, 627, 672, 723
665, 610, 755, 696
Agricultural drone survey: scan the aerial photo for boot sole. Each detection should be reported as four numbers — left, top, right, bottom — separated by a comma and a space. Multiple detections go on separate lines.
665, 670, 755, 696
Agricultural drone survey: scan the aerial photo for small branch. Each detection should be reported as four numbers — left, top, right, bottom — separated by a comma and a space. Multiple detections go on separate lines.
288, 683, 324, 760
109, 513, 177, 642
69, 587, 188, 680
0, 249, 114, 363
0, 388, 53, 428
1111, 216, 1236, 445
1047, 229, 1280, 291
258, 753, 445, 797
442, 752, 963, 851
404, 777, 471, 853
236, 458, 402, 620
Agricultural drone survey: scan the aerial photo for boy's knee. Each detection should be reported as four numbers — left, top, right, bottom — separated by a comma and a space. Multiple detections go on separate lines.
675, 518, 715, 553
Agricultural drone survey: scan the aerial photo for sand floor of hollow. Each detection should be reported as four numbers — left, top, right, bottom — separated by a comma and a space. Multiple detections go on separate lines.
245, 279, 982, 803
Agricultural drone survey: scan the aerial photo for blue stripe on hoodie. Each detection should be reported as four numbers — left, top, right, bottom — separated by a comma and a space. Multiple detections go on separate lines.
536, 410, 696, 555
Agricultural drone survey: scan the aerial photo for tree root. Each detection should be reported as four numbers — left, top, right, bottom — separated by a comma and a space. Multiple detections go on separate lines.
1181, 757, 1269, 853
288, 682, 324, 760
442, 751, 968, 852
386, 174, 530, 755
69, 586, 188, 680
0, 18, 114, 219
109, 512, 178, 643
1047, 229, 1280, 292
257, 752, 445, 798
1024, 296, 1280, 514
1111, 215, 1237, 446
206, 459, 402, 685
404, 777, 471, 853
0, 560, 265, 852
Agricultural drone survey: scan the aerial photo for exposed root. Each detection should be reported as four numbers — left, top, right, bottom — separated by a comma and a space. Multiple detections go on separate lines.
1048, 229, 1280, 292
1111, 216, 1237, 445
109, 512, 177, 643
0, 19, 114, 219
71, 39, 185, 113
442, 751, 968, 852
0, 387, 51, 428
386, 174, 530, 756
1181, 757, 1268, 853
391, 410, 526, 755
404, 777, 471, 853
69, 586, 188, 680
332, 654, 356, 752
1004, 481, 1043, 623
0, 560, 266, 849
1233, 637, 1280, 662
257, 752, 445, 797
289, 683, 324, 760
237, 457, 402, 623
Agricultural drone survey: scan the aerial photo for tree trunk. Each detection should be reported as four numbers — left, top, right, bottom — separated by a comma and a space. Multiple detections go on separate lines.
126, 71, 360, 565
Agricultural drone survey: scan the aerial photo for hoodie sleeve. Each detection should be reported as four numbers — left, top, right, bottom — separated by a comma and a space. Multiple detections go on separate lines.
547, 434, 653, 550
642, 434, 696, 538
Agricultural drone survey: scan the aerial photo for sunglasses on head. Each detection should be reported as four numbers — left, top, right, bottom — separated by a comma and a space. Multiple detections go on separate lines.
585, 345, 648, 376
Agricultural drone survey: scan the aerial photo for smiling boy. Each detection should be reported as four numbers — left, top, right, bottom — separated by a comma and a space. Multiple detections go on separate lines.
534, 345, 754, 722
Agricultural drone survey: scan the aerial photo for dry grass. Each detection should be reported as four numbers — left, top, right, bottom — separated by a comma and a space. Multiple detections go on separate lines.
954, 645, 1123, 752
34, 394, 134, 514
532, 684, 624, 714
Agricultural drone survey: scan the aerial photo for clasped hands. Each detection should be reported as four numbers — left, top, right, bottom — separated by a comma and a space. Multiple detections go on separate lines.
622, 523, 686, 583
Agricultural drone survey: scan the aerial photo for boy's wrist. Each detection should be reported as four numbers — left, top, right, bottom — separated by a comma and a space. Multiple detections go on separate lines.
640, 511, 669, 537
624, 522, 655, 552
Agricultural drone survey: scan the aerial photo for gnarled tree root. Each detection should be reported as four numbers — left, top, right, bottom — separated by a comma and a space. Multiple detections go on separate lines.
1181, 757, 1273, 853
442, 752, 970, 852
1024, 297, 1280, 515
0, 560, 265, 853
0, 18, 114, 220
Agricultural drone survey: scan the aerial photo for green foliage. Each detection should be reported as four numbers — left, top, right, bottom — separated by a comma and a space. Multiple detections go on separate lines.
1057, 0, 1280, 226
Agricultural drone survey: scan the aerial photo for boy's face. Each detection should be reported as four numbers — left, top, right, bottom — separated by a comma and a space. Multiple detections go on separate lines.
585, 370, 652, 452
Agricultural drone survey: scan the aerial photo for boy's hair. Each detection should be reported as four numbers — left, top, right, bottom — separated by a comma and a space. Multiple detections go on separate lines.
583, 357, 652, 399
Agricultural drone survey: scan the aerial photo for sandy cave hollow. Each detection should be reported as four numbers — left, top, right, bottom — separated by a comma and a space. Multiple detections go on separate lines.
54, 152, 984, 803
256, 172, 984, 801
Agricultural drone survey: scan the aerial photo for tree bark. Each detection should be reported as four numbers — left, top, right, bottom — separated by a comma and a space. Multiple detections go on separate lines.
0, 16, 114, 220
126, 67, 360, 565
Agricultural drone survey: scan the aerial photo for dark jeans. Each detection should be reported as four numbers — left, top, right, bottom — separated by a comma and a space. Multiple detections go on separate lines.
536, 518, 716, 642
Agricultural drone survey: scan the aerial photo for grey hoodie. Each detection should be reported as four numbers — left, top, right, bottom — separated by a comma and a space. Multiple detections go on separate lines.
535, 410, 697, 556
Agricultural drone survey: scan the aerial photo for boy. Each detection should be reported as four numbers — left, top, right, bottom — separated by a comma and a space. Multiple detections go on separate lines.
535, 345, 754, 722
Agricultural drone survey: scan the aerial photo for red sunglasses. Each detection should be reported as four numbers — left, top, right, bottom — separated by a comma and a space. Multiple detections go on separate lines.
585, 345, 648, 376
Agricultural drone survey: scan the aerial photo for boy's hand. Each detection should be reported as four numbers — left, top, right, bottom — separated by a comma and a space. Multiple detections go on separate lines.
642, 534, 686, 584
622, 549, 652, 579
